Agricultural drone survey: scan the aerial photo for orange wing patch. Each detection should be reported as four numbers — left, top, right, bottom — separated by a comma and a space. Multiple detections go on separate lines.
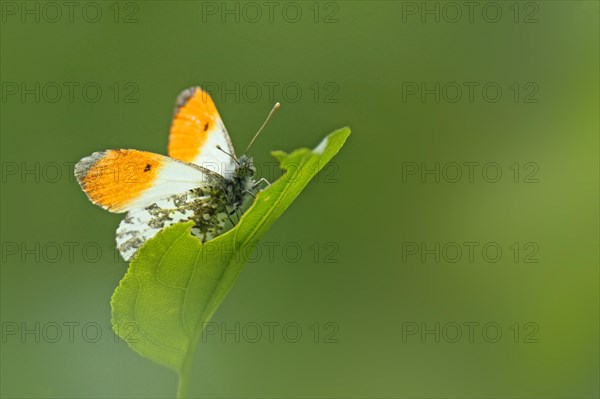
75, 150, 163, 212
168, 87, 220, 163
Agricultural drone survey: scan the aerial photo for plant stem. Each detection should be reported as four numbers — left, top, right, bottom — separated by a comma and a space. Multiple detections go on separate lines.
177, 370, 188, 399
177, 336, 199, 399
177, 325, 203, 399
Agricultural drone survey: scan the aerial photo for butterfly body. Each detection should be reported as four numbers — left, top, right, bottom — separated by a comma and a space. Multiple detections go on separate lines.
115, 157, 255, 260
75, 87, 261, 261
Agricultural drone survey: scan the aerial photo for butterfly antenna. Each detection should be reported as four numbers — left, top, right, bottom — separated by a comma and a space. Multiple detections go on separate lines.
216, 145, 240, 165
244, 102, 280, 154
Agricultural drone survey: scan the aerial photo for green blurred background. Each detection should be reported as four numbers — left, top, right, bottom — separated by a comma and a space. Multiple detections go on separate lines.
1, 1, 598, 398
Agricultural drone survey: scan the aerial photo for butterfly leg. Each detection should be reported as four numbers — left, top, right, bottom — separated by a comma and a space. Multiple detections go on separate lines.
252, 177, 271, 189
226, 211, 236, 226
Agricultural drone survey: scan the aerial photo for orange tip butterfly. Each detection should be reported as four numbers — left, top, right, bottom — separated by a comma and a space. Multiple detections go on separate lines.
75, 87, 278, 261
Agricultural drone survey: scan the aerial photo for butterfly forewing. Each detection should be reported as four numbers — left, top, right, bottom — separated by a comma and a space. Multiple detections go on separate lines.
74, 149, 221, 213
168, 87, 237, 178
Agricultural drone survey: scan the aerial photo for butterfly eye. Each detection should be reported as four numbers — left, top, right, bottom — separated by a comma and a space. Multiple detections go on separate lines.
144, 164, 152, 172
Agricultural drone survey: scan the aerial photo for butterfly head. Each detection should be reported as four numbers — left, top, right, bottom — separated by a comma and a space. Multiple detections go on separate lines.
234, 155, 256, 181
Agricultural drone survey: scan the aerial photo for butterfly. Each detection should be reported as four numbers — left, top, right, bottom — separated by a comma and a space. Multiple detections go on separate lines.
75, 86, 278, 261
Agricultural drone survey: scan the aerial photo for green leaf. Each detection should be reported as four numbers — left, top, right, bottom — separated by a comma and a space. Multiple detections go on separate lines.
110, 127, 350, 394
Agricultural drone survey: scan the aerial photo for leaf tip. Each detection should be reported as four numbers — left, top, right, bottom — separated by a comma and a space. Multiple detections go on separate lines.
313, 126, 351, 155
